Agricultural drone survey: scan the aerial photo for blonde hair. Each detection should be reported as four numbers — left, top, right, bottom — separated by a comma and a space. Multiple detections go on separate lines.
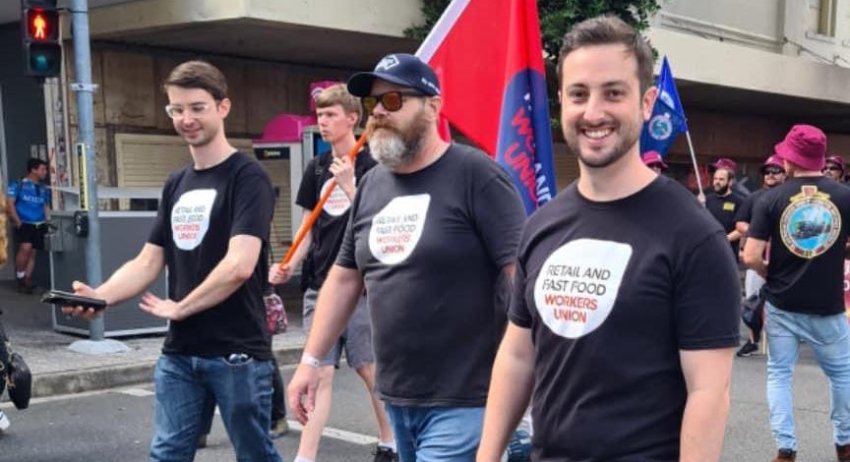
315, 84, 362, 122
0, 190, 7, 267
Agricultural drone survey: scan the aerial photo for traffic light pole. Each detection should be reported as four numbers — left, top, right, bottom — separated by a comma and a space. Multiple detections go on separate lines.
67, 0, 126, 353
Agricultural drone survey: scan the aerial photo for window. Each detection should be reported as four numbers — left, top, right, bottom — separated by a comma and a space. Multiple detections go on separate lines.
819, 0, 837, 37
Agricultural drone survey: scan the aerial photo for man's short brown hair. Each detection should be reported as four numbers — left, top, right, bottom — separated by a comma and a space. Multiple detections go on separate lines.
315, 84, 361, 122
557, 15, 655, 94
163, 60, 228, 100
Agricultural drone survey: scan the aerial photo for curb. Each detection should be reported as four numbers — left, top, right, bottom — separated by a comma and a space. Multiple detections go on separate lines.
31, 345, 304, 398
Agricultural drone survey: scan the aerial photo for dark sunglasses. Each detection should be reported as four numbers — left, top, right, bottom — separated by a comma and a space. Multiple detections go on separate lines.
824, 166, 843, 172
362, 90, 424, 114
764, 168, 784, 175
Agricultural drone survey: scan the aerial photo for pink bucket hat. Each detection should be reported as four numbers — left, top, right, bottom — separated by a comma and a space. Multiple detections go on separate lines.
642, 151, 668, 171
761, 155, 784, 172
774, 124, 826, 171
712, 157, 737, 174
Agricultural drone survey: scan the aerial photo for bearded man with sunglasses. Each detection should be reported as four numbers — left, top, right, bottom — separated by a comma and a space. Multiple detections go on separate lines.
734, 155, 786, 357
287, 53, 526, 462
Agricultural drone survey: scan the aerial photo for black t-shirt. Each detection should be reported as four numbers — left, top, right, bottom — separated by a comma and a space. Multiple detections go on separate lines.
336, 143, 526, 406
510, 176, 740, 461
149, 152, 275, 360
295, 149, 377, 291
705, 190, 746, 253
749, 176, 850, 315
734, 187, 769, 226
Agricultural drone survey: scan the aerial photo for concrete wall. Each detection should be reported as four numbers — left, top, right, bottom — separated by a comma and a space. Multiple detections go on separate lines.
657, 0, 850, 65
658, 0, 783, 50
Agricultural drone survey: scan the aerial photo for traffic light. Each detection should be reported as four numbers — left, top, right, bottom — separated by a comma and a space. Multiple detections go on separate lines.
21, 0, 61, 78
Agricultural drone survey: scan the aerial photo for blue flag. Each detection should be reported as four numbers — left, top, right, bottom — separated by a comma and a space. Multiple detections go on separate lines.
640, 56, 687, 157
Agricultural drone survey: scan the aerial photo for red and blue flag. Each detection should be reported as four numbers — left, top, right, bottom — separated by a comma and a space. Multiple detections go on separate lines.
416, 0, 556, 214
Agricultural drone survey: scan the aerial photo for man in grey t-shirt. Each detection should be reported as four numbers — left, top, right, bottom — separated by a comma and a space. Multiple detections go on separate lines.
287, 53, 526, 462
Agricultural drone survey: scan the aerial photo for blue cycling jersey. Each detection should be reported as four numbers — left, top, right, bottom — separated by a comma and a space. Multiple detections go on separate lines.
7, 179, 50, 224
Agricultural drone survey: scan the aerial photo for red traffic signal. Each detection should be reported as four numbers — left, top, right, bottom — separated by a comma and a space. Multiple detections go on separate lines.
25, 9, 58, 42
20, 0, 61, 78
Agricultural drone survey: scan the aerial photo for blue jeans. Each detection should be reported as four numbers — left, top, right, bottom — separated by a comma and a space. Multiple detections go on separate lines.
384, 404, 484, 462
150, 354, 282, 462
766, 303, 850, 450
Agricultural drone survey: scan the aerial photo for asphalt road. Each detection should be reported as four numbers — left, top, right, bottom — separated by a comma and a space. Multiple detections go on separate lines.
0, 349, 842, 462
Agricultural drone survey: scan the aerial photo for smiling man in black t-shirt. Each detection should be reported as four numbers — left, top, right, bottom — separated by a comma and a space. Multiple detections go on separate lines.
62, 61, 281, 461
477, 16, 740, 462
744, 124, 850, 462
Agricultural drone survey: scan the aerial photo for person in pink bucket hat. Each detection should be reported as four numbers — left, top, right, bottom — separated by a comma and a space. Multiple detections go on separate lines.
641, 150, 668, 174
733, 154, 786, 357
742, 124, 850, 462
705, 156, 746, 256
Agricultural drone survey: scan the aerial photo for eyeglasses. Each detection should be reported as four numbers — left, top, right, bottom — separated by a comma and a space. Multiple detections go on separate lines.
764, 168, 784, 175
164, 102, 216, 119
362, 91, 424, 115
824, 166, 843, 172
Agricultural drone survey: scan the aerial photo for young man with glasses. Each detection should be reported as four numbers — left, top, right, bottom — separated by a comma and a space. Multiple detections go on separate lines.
824, 155, 846, 183
268, 84, 397, 462
287, 53, 526, 462
63, 60, 281, 461
734, 155, 786, 357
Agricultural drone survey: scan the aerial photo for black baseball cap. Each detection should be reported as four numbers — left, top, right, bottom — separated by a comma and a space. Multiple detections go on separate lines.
347, 53, 441, 97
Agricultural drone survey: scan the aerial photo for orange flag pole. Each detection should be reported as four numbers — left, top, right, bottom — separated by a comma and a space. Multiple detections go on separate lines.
279, 129, 371, 266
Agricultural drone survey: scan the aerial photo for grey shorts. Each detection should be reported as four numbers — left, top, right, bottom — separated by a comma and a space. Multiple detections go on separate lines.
302, 288, 374, 369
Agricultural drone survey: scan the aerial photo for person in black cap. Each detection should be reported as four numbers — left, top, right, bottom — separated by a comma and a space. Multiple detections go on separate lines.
287, 53, 526, 462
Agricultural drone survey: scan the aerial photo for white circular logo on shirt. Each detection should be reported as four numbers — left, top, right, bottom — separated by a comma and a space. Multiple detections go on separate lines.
320, 178, 354, 217
171, 189, 217, 251
369, 194, 430, 265
533, 239, 633, 339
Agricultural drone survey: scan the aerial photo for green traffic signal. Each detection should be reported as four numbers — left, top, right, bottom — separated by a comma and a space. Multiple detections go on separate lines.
26, 42, 61, 76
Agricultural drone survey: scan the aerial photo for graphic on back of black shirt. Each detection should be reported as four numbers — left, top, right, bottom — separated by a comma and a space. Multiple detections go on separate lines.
780, 185, 841, 259
171, 189, 217, 251
368, 194, 430, 265
533, 238, 632, 338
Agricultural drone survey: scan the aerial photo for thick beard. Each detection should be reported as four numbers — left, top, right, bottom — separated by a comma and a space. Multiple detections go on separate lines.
564, 119, 640, 170
714, 184, 729, 195
368, 109, 428, 169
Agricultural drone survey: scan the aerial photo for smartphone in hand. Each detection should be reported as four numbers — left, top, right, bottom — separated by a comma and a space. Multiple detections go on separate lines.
41, 290, 107, 311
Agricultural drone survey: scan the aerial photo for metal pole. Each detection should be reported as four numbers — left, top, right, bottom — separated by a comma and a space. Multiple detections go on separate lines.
70, 0, 103, 340
685, 130, 706, 205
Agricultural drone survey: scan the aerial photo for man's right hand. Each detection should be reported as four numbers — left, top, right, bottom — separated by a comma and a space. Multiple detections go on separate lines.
287, 363, 320, 424
60, 280, 105, 320
268, 262, 294, 285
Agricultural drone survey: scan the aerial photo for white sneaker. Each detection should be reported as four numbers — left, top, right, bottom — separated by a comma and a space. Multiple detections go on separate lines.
0, 410, 9, 432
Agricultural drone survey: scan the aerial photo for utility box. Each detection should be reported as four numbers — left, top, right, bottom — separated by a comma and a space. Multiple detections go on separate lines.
49, 210, 168, 337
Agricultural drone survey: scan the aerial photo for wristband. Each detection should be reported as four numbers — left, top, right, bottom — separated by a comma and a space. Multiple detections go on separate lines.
301, 353, 321, 368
